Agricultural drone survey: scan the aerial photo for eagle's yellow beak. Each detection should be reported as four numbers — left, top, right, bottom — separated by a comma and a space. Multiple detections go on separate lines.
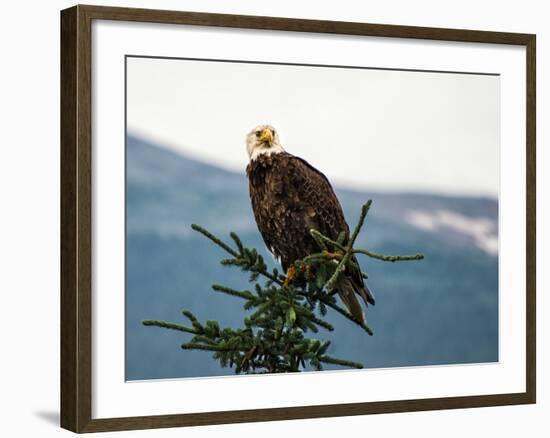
259, 128, 274, 144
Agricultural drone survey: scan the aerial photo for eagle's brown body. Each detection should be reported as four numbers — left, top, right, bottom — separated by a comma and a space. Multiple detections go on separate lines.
246, 152, 374, 321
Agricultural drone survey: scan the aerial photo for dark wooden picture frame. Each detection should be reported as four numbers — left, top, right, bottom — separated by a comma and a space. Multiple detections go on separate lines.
61, 4, 536, 433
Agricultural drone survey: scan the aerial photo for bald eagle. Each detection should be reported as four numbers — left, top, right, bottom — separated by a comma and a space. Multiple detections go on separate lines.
245, 125, 375, 323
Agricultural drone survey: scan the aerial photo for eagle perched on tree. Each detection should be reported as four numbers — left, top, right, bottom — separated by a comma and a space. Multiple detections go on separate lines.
245, 125, 375, 323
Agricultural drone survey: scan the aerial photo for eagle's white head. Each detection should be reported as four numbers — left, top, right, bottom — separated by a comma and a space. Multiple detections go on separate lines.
246, 124, 285, 161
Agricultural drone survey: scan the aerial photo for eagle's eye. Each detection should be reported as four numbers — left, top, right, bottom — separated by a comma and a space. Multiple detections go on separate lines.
271, 130, 275, 136
255, 131, 261, 137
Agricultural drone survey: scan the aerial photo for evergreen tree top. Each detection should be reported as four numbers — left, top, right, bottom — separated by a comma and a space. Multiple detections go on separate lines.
144, 200, 424, 374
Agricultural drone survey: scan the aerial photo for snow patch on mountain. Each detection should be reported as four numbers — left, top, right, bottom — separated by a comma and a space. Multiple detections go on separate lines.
406, 210, 498, 256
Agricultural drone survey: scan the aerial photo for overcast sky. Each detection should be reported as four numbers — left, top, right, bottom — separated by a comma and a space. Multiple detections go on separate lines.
127, 56, 499, 197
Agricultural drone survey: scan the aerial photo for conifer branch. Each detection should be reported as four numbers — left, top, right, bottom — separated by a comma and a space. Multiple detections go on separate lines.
319, 355, 364, 369
353, 249, 425, 262
181, 343, 243, 352
211, 284, 255, 300
349, 200, 372, 247
142, 320, 198, 334
322, 300, 374, 336
309, 229, 345, 252
309, 315, 335, 332
182, 310, 201, 327
198, 226, 283, 286
323, 201, 371, 292
191, 223, 239, 257
145, 200, 422, 374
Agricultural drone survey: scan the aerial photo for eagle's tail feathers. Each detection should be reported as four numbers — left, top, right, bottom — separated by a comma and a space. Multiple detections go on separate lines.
359, 283, 376, 306
336, 275, 366, 324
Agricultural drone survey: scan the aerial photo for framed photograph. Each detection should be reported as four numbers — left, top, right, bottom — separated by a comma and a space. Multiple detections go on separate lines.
60, 4, 536, 433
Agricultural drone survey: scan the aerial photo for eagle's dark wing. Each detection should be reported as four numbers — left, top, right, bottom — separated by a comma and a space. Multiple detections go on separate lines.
247, 152, 375, 321
286, 155, 349, 242
285, 155, 375, 307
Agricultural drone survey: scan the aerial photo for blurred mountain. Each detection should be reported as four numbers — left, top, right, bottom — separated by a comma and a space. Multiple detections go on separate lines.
126, 135, 498, 380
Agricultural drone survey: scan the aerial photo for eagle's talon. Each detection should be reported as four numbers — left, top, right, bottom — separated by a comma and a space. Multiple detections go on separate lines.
284, 265, 297, 286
